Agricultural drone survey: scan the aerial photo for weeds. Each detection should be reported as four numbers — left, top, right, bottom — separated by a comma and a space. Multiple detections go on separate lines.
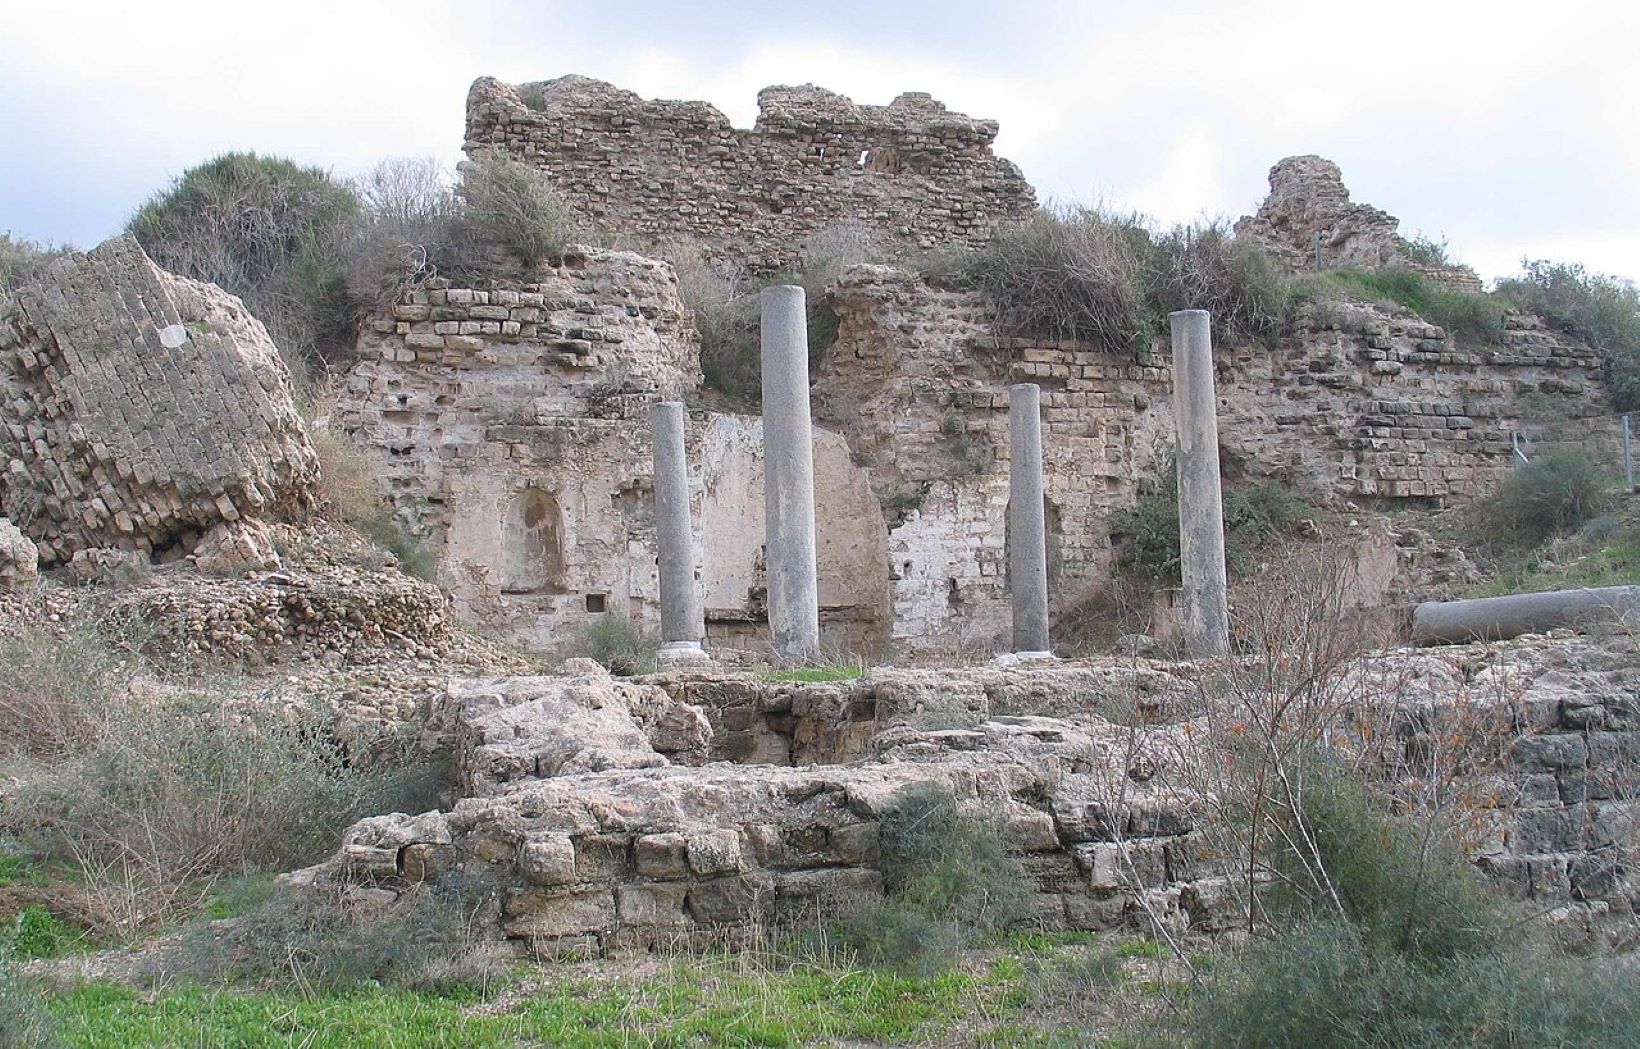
0, 622, 135, 759
0, 946, 55, 1049
178, 878, 509, 994
457, 153, 582, 270
1498, 260, 1640, 411
1317, 266, 1507, 347
1480, 446, 1610, 548
843, 784, 1031, 974
578, 613, 659, 676
12, 695, 444, 937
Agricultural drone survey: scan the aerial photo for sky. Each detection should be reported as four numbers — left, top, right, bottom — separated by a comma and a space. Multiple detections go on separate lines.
2, 0, 1636, 284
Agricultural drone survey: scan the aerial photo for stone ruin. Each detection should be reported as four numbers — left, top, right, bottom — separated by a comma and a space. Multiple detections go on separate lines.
0, 236, 318, 572
294, 631, 1640, 954
465, 75, 1037, 271
1234, 154, 1485, 291
323, 76, 1624, 658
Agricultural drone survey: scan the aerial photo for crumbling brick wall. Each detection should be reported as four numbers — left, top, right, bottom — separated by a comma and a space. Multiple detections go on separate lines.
464, 75, 1037, 272
0, 237, 317, 564
814, 266, 1611, 651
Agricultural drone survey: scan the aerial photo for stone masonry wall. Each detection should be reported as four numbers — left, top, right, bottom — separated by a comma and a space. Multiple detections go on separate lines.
0, 237, 317, 564
464, 76, 1037, 272
302, 632, 1639, 954
339, 249, 891, 653
1235, 155, 1484, 291
814, 266, 1611, 651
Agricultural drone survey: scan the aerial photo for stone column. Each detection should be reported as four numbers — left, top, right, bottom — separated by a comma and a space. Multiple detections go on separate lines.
760, 285, 820, 661
651, 400, 707, 664
1170, 310, 1230, 657
1009, 383, 1052, 655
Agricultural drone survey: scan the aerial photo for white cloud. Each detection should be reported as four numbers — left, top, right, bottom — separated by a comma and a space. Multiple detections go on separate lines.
1, 0, 1636, 281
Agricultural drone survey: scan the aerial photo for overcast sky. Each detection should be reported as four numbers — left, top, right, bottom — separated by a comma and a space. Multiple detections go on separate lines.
3, 0, 1636, 283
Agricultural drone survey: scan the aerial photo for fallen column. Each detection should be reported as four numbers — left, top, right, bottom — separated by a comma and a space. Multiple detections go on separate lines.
1170, 309, 1230, 657
651, 401, 708, 665
1412, 586, 1640, 645
760, 285, 821, 662
1009, 383, 1052, 656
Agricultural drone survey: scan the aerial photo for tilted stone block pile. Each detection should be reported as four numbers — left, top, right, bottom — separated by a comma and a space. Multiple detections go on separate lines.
0, 237, 318, 565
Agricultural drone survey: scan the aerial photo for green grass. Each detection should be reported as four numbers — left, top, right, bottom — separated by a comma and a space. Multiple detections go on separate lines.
1468, 512, 1640, 597
41, 962, 996, 1048
1303, 267, 1507, 348
36, 936, 1158, 1047
8, 906, 89, 961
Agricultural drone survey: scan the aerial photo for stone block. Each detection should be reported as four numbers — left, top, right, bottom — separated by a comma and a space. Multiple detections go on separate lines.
635, 833, 690, 879
686, 829, 744, 876
503, 887, 615, 938
519, 833, 577, 886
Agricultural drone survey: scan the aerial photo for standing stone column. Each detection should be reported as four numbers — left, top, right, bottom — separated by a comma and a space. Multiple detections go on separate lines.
1009, 383, 1052, 655
651, 401, 707, 664
761, 285, 821, 661
1170, 310, 1230, 657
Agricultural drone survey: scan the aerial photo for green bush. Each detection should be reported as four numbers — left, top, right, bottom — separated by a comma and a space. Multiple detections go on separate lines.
1110, 466, 1312, 584
457, 154, 582, 269
7, 906, 85, 962
843, 784, 1030, 974
581, 613, 659, 676
128, 152, 362, 375
1497, 260, 1640, 411
1160, 765, 1638, 1048
1483, 446, 1610, 548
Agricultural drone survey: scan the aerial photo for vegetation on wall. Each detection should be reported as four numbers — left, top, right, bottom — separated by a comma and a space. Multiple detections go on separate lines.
1497, 259, 1640, 411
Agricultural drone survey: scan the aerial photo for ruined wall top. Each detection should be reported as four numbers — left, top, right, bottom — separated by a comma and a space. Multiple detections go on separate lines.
1235, 155, 1483, 291
465, 75, 1037, 271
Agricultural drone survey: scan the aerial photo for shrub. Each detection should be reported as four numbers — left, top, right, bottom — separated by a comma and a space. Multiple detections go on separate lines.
1110, 465, 1312, 584
343, 156, 471, 314
7, 906, 85, 962
581, 613, 659, 676
659, 238, 762, 405
963, 206, 1155, 352
457, 154, 582, 269
14, 695, 444, 936
180, 877, 507, 993
843, 784, 1030, 973
128, 152, 362, 376
1401, 232, 1453, 268
1483, 446, 1610, 548
0, 233, 65, 299
0, 622, 134, 759
1149, 223, 1290, 344
1497, 260, 1640, 411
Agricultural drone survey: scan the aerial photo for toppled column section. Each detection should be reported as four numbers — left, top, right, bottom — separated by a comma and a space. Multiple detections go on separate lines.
1412, 586, 1640, 645
0, 237, 318, 564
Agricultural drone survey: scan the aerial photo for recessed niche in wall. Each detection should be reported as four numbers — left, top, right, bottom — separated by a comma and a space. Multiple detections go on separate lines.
585, 593, 607, 614
499, 487, 568, 595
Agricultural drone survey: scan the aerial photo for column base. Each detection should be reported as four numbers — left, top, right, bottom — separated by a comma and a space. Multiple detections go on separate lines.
656, 640, 711, 666
994, 650, 1057, 666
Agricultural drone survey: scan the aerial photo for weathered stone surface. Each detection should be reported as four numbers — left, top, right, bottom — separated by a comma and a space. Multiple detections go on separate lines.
447, 667, 710, 796
0, 517, 37, 591
297, 631, 1640, 953
1234, 155, 1483, 291
0, 237, 318, 564
812, 264, 1611, 650
465, 76, 1035, 273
